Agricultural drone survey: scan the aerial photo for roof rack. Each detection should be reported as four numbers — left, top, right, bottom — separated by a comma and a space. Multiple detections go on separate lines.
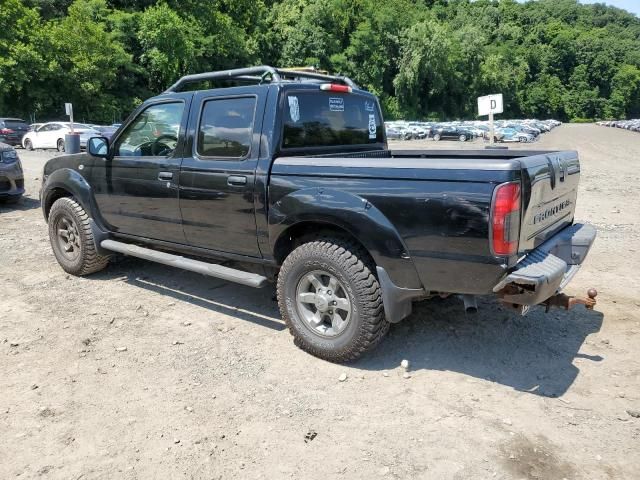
164, 65, 357, 93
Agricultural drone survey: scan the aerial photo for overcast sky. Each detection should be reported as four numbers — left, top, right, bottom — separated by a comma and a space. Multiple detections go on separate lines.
518, 0, 640, 16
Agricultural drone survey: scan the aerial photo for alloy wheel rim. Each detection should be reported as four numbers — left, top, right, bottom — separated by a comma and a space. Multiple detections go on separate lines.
56, 215, 81, 260
295, 270, 352, 338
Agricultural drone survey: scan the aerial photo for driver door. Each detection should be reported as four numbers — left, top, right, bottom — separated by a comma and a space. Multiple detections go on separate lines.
91, 98, 190, 243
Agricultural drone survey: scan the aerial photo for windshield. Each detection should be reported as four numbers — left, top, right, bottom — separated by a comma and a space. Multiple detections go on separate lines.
282, 91, 383, 149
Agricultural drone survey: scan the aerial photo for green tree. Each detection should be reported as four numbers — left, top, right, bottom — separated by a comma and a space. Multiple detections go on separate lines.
40, 0, 133, 122
0, 0, 46, 119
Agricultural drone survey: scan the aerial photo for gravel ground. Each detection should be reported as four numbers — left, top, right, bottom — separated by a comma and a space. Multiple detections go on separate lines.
1, 124, 639, 479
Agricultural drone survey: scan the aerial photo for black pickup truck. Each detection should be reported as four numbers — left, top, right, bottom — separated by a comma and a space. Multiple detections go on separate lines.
40, 66, 597, 362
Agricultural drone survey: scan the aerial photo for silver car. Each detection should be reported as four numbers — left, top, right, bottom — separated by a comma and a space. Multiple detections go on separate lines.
0, 143, 24, 204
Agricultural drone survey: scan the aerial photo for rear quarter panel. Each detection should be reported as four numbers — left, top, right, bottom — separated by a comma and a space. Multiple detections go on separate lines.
269, 156, 522, 294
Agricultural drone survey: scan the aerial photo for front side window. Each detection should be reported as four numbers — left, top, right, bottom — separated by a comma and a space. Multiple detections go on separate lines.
282, 92, 384, 149
197, 97, 256, 158
115, 102, 184, 157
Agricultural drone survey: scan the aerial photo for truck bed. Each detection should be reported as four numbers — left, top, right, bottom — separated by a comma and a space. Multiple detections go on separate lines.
270, 148, 580, 295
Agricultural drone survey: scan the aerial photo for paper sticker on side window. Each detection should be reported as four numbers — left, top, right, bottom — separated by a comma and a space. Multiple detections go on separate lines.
329, 97, 344, 112
288, 96, 300, 122
368, 114, 377, 139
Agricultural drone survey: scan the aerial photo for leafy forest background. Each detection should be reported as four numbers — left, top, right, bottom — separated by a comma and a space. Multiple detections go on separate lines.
1, 0, 640, 123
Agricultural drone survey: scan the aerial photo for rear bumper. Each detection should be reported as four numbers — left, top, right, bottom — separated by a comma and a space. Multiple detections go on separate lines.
0, 134, 24, 146
493, 223, 596, 306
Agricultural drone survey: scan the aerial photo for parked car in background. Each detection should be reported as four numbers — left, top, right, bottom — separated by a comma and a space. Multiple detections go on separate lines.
497, 127, 534, 143
0, 118, 30, 147
90, 125, 118, 140
0, 143, 24, 204
385, 127, 404, 140
22, 122, 99, 152
599, 119, 640, 133
433, 125, 473, 141
505, 123, 540, 138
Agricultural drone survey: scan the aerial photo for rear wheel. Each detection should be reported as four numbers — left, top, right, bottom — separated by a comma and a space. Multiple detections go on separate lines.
459, 134, 467, 142
24, 139, 33, 151
48, 197, 109, 275
57, 138, 65, 152
277, 238, 389, 362
519, 136, 527, 143
433, 133, 441, 141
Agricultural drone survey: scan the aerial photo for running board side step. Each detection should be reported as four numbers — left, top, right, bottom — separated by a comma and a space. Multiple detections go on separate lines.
100, 239, 269, 288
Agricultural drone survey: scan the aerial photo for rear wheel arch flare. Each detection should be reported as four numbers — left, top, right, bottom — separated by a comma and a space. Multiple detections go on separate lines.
269, 188, 423, 290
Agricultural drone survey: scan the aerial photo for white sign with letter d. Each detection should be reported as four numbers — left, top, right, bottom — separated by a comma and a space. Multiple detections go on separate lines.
477, 94, 503, 116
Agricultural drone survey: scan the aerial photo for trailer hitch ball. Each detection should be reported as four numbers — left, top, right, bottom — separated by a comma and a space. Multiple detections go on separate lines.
544, 288, 598, 312
587, 288, 598, 309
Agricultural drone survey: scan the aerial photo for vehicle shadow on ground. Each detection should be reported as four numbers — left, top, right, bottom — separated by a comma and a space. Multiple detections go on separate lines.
358, 296, 604, 398
93, 257, 602, 397
0, 196, 40, 212
93, 256, 285, 332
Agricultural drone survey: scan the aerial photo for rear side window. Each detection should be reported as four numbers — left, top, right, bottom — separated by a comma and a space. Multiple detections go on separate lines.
4, 120, 28, 129
197, 97, 256, 158
282, 92, 383, 149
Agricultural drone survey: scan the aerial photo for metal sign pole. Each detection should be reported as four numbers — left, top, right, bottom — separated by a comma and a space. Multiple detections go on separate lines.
489, 111, 494, 145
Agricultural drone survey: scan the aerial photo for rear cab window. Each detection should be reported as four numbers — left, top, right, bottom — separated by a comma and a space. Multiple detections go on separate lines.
281, 90, 384, 151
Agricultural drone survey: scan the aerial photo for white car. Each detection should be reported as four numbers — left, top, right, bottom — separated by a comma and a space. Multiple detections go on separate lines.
22, 122, 99, 152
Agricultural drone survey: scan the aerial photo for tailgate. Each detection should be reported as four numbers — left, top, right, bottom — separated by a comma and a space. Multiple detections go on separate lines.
518, 151, 580, 253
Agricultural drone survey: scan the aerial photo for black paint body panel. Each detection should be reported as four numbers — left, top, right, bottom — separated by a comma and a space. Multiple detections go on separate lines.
41, 82, 582, 297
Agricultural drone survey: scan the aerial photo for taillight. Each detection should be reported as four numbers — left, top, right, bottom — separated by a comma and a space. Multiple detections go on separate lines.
319, 83, 352, 93
491, 182, 521, 256
0, 128, 14, 134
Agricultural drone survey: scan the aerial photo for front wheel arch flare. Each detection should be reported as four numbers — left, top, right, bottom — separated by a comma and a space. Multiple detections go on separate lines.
41, 168, 105, 229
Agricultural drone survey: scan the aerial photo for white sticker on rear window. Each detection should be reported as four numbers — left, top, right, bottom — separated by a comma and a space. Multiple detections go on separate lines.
365, 100, 375, 112
329, 97, 344, 112
288, 96, 300, 122
368, 114, 377, 139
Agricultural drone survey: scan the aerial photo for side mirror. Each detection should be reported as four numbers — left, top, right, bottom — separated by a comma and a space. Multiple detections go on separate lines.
88, 136, 109, 158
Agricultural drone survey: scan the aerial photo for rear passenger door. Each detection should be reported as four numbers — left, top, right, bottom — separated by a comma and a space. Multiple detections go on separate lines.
179, 89, 266, 257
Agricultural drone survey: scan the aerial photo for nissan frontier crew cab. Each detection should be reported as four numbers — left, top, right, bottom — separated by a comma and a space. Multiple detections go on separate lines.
40, 66, 597, 362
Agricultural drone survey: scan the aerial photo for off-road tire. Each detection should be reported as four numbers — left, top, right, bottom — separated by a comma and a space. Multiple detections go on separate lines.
48, 197, 109, 275
277, 238, 389, 362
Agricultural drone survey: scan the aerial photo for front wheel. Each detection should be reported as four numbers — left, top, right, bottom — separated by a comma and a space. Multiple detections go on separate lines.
57, 138, 65, 152
277, 238, 389, 362
48, 197, 109, 275
459, 134, 467, 142
433, 133, 441, 141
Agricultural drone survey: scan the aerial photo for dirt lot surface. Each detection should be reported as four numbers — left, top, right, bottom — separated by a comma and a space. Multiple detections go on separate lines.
1, 124, 639, 479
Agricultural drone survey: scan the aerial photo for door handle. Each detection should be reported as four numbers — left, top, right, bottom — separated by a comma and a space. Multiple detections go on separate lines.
227, 175, 247, 186
158, 171, 173, 181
